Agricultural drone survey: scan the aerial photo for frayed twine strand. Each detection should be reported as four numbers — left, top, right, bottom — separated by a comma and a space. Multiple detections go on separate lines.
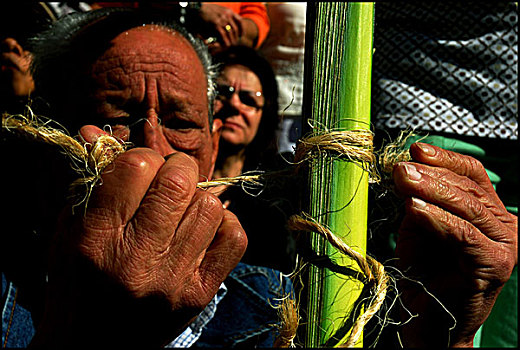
2, 112, 126, 211
285, 213, 390, 348
272, 296, 300, 348
2, 112, 412, 196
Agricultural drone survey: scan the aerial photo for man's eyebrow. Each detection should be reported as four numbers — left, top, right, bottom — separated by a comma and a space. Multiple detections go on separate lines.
161, 95, 192, 113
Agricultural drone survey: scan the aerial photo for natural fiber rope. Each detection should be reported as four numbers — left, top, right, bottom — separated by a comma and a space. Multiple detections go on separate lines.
3, 111, 399, 347
2, 112, 127, 209
273, 296, 300, 348
3, 112, 407, 191
287, 213, 389, 348
2, 112, 126, 183
2, 113, 87, 160
294, 128, 381, 183
294, 129, 376, 165
378, 131, 414, 175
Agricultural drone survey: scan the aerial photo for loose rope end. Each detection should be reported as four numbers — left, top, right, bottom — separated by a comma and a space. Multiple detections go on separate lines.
273, 296, 299, 348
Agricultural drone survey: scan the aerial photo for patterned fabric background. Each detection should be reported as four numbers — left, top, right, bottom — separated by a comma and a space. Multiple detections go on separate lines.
372, 2, 517, 140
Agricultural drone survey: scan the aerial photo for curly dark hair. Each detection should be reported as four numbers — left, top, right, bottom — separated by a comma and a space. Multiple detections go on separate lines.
212, 45, 280, 171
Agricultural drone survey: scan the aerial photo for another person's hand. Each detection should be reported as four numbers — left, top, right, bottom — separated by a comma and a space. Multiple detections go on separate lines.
200, 3, 243, 48
31, 126, 248, 347
392, 142, 517, 347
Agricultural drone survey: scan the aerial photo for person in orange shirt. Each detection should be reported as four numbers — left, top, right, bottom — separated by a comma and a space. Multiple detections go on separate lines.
199, 2, 270, 52
92, 2, 269, 53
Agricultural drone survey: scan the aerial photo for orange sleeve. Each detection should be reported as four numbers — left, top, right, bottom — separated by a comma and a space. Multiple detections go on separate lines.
207, 2, 270, 48
237, 2, 270, 48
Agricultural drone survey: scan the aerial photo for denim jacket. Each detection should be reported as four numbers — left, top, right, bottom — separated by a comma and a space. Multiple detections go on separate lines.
194, 262, 293, 347
2, 263, 292, 348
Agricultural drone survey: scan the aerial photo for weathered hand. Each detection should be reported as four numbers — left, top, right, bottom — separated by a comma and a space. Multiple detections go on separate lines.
31, 127, 247, 347
392, 142, 517, 347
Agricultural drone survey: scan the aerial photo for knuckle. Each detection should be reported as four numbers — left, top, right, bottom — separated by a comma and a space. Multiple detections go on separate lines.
438, 209, 480, 246
464, 197, 487, 223
192, 190, 224, 223
457, 220, 480, 246
501, 251, 516, 280
223, 212, 248, 252
434, 179, 459, 203
466, 179, 488, 200
166, 152, 199, 175
481, 246, 517, 289
467, 156, 486, 176
114, 148, 163, 176
198, 190, 224, 211
156, 170, 194, 201
456, 153, 486, 178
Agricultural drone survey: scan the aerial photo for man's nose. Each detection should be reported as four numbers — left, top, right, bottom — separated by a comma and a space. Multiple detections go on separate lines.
1, 38, 24, 55
142, 108, 174, 157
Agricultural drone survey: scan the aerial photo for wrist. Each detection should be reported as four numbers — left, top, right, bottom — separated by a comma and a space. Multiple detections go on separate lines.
239, 18, 259, 48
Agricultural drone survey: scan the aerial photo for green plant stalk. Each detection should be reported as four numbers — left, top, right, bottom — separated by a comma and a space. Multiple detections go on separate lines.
305, 2, 374, 347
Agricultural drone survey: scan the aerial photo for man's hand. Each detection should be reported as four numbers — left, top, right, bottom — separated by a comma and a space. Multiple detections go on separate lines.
31, 127, 247, 347
392, 142, 517, 347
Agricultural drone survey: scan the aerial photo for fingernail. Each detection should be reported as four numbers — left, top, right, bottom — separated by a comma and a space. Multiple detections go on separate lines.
404, 163, 422, 181
417, 143, 436, 156
412, 197, 427, 209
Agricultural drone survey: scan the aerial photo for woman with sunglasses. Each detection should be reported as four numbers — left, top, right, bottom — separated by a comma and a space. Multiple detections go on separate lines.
211, 45, 280, 190
210, 46, 297, 273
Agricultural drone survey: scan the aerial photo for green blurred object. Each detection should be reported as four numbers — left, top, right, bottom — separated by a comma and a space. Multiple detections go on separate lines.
303, 2, 375, 347
480, 266, 518, 347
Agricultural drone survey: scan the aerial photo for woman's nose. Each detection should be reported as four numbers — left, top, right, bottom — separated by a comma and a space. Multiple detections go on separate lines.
228, 92, 243, 108
215, 94, 241, 118
1, 37, 24, 55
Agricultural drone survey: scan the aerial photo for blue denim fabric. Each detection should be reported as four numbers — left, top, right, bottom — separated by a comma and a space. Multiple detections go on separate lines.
1, 273, 35, 348
194, 262, 293, 348
2, 263, 292, 348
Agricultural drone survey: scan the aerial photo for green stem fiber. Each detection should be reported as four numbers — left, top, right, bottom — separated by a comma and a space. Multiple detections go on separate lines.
304, 2, 375, 347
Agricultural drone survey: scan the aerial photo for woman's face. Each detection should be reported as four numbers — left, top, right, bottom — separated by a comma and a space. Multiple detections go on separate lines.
0, 37, 35, 97
214, 64, 264, 148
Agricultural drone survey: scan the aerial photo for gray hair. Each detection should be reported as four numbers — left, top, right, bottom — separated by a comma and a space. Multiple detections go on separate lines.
29, 7, 219, 126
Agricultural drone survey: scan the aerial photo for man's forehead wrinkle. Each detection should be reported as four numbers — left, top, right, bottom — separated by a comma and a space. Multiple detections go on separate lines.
91, 55, 189, 76
111, 25, 201, 63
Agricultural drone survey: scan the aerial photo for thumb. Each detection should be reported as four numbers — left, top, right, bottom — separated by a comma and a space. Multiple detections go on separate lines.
79, 125, 109, 145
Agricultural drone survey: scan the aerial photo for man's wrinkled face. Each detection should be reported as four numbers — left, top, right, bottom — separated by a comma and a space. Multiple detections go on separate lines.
86, 26, 219, 179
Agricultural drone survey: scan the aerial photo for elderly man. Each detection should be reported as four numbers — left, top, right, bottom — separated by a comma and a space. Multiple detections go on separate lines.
1, 7, 516, 348
2, 8, 287, 348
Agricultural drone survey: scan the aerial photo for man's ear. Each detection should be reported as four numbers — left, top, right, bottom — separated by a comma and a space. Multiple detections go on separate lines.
208, 118, 223, 180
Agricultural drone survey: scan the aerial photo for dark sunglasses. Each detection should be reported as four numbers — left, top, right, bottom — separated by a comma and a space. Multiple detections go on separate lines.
216, 84, 264, 110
